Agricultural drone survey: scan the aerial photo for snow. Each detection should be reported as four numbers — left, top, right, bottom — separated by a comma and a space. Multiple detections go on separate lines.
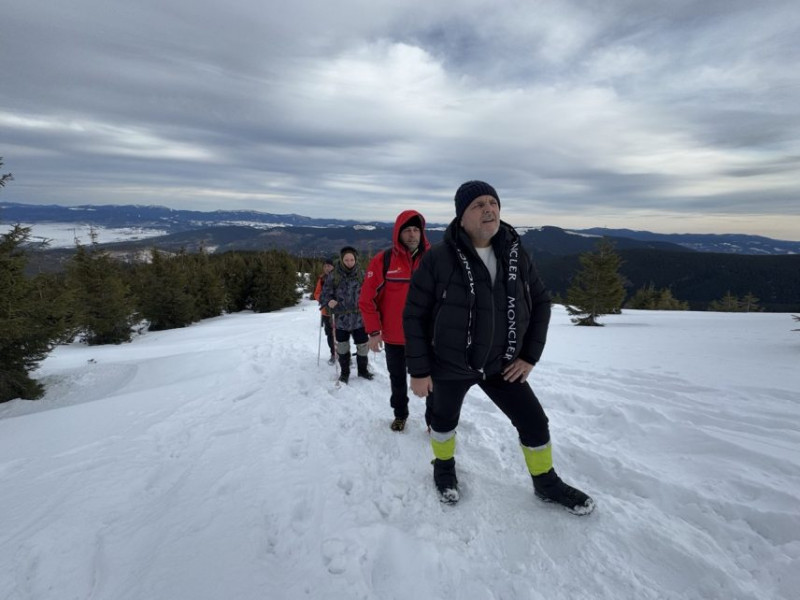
1, 302, 798, 600
564, 230, 602, 238
515, 226, 545, 235
20, 223, 168, 248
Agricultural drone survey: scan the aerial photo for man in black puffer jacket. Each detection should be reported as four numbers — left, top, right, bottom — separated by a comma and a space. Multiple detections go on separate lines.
403, 180, 594, 514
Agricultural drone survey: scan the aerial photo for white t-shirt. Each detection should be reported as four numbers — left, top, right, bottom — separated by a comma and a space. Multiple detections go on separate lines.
474, 245, 497, 286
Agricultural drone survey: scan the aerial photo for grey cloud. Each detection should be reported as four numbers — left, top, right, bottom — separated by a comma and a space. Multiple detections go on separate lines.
2, 0, 800, 239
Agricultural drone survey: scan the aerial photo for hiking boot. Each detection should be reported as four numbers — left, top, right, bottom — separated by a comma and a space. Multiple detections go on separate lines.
356, 355, 374, 380
532, 469, 595, 515
338, 354, 350, 384
390, 417, 407, 432
433, 458, 459, 504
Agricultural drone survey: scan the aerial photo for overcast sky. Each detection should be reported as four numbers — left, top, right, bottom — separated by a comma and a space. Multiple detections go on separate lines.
2, 0, 800, 239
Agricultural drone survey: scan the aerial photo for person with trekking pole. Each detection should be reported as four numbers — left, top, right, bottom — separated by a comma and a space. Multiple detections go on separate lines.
320, 247, 373, 385
314, 258, 336, 365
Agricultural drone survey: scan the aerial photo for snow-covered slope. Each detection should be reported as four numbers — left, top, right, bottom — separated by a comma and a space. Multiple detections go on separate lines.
1, 303, 798, 600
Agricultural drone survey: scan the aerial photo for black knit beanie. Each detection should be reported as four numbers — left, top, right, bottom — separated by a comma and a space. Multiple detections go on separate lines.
339, 246, 358, 260
400, 215, 422, 232
454, 180, 500, 221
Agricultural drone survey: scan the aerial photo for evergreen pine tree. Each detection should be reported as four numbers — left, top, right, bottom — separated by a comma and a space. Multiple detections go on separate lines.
0, 157, 12, 190
627, 283, 688, 310
740, 292, 763, 313
218, 252, 254, 313
626, 283, 658, 310
708, 291, 741, 312
66, 235, 137, 345
251, 250, 300, 313
180, 248, 226, 320
565, 238, 625, 326
0, 225, 66, 402
134, 248, 196, 330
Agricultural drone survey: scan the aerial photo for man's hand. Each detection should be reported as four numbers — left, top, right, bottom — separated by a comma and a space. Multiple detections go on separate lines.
410, 376, 433, 397
327, 299, 338, 309
502, 358, 534, 383
368, 332, 383, 353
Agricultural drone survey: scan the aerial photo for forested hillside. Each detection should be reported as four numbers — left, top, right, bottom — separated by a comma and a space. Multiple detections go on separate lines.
536, 249, 800, 312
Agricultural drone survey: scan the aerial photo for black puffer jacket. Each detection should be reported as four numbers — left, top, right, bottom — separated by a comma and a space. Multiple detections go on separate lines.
320, 262, 365, 332
403, 220, 551, 380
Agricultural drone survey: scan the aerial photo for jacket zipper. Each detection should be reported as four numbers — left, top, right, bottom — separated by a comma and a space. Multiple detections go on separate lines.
473, 253, 497, 380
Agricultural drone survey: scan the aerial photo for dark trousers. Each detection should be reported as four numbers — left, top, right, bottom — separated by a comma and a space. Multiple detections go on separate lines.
335, 326, 368, 346
386, 343, 433, 424
430, 375, 550, 448
321, 315, 334, 357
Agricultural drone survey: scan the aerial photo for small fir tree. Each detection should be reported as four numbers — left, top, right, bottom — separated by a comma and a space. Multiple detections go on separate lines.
134, 248, 196, 330
179, 248, 226, 320
217, 252, 254, 312
708, 291, 742, 312
67, 235, 137, 345
740, 292, 763, 313
565, 238, 625, 326
627, 283, 688, 310
250, 250, 300, 313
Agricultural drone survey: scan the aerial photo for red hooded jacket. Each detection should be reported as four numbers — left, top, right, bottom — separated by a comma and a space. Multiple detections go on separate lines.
358, 209, 430, 345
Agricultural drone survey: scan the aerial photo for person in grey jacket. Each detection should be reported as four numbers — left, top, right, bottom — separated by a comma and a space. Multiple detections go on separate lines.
403, 180, 594, 514
321, 246, 373, 384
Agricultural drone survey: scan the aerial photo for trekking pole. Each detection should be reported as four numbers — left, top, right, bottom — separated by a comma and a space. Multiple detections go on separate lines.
331, 313, 339, 378
316, 312, 323, 366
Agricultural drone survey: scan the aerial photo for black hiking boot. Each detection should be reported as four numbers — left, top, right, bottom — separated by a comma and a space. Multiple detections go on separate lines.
338, 355, 350, 384
390, 417, 407, 432
356, 355, 374, 380
433, 458, 459, 504
532, 469, 595, 515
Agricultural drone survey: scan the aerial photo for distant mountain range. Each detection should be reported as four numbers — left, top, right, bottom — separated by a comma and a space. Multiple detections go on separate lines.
2, 201, 798, 256
4, 201, 799, 311
577, 228, 800, 255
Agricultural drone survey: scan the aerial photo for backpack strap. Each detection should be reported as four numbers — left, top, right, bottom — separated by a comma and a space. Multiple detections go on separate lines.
382, 247, 392, 279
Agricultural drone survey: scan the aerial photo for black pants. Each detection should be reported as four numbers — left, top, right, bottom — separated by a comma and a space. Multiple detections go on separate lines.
430, 375, 550, 448
321, 315, 334, 356
386, 343, 433, 424
335, 326, 368, 346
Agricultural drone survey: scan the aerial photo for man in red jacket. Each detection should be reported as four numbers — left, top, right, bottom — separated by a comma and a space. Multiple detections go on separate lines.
359, 210, 433, 431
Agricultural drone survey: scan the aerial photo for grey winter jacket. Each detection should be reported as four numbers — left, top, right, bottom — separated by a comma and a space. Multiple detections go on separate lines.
320, 262, 365, 332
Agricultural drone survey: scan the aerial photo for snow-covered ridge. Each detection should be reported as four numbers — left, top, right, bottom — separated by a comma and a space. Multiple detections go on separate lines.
188, 220, 288, 230
514, 226, 544, 234
564, 229, 602, 238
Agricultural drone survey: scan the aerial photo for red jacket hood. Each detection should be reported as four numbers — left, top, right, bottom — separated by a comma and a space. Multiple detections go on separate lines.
392, 209, 430, 254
